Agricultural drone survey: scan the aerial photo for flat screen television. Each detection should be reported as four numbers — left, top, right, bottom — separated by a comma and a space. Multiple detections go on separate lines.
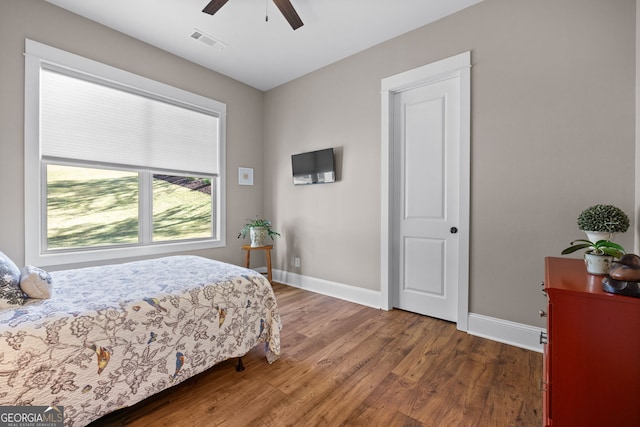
291, 148, 335, 185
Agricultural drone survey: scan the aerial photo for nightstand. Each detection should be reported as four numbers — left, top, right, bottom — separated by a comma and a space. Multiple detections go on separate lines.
242, 245, 273, 282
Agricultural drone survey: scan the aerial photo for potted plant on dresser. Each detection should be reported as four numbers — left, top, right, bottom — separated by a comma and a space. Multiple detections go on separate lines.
576, 204, 629, 242
238, 217, 280, 247
562, 204, 629, 275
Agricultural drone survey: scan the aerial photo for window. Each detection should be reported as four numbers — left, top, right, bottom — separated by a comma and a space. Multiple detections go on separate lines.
45, 165, 215, 250
25, 40, 226, 267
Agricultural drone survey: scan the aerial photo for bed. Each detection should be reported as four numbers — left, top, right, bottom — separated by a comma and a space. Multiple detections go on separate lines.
0, 255, 281, 426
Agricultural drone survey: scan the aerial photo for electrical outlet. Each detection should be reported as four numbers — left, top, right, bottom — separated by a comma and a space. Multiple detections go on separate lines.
294, 257, 301, 268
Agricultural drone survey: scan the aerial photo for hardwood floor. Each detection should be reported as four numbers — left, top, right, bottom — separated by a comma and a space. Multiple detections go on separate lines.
92, 283, 542, 426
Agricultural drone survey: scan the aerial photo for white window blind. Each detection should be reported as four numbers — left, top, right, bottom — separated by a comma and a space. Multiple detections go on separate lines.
40, 67, 220, 176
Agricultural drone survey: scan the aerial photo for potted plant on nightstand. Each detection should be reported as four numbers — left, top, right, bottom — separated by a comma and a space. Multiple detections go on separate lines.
238, 217, 280, 247
562, 204, 630, 275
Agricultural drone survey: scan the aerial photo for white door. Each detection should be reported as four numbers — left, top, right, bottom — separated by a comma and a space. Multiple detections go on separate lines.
391, 76, 462, 322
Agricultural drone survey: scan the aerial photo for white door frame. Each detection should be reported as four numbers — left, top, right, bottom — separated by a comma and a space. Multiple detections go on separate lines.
380, 51, 471, 331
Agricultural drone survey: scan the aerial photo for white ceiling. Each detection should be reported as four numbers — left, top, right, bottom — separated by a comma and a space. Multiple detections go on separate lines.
45, 0, 482, 91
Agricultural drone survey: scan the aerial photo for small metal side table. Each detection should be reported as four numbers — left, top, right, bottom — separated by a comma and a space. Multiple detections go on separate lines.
241, 245, 273, 282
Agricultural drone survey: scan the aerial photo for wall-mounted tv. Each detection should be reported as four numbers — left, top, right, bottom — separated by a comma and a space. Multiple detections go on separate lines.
291, 148, 335, 185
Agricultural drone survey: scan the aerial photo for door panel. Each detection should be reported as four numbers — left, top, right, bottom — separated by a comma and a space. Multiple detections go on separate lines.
403, 237, 445, 296
404, 97, 445, 220
393, 76, 460, 322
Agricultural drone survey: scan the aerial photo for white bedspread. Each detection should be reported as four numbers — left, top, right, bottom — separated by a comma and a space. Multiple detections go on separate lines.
0, 256, 281, 426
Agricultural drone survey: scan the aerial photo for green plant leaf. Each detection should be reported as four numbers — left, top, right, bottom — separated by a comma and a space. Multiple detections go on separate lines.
561, 243, 593, 255
600, 247, 625, 258
569, 239, 592, 245
595, 240, 625, 251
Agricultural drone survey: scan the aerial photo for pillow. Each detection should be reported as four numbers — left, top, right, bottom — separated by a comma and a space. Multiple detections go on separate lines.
0, 251, 27, 308
20, 265, 53, 299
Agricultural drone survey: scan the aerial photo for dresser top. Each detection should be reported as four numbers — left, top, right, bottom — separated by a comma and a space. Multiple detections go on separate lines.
545, 257, 640, 304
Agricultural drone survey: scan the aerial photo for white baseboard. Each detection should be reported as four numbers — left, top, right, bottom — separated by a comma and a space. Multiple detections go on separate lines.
467, 313, 545, 353
272, 269, 381, 308
273, 269, 545, 353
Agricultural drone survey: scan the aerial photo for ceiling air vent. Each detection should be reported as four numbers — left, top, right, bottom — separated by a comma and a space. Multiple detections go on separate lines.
190, 29, 227, 51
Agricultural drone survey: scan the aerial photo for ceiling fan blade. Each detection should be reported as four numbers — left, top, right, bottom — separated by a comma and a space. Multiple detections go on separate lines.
272, 0, 304, 30
202, 0, 229, 15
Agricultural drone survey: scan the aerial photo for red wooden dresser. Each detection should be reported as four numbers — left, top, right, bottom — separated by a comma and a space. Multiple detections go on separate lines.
542, 257, 640, 426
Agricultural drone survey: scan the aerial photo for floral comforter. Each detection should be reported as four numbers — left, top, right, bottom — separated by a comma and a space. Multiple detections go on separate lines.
0, 256, 281, 426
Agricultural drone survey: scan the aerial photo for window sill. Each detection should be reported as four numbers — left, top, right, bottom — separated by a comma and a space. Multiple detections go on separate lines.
27, 239, 225, 270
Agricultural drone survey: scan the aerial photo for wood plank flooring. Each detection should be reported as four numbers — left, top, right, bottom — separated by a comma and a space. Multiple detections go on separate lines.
91, 283, 542, 426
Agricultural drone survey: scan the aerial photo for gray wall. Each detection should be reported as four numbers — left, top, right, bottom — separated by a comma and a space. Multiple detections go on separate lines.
0, 0, 266, 269
264, 0, 636, 327
0, 0, 635, 329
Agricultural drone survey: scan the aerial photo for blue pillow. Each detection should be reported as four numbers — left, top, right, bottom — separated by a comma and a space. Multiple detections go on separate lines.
0, 251, 28, 308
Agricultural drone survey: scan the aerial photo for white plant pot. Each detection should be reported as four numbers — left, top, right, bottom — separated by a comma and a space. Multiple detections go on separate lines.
250, 227, 267, 247
584, 231, 614, 243
584, 252, 613, 275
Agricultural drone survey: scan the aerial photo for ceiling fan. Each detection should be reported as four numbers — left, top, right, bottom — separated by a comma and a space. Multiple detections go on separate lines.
202, 0, 304, 30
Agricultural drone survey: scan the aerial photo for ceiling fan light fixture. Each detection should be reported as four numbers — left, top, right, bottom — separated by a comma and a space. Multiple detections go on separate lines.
202, 0, 303, 30
272, 0, 303, 30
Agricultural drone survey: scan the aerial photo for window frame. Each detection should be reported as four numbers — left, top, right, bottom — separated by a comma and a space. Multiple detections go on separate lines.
25, 39, 226, 267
